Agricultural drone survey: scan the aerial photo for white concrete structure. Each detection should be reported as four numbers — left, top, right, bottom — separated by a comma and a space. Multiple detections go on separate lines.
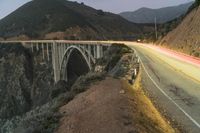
1, 40, 110, 82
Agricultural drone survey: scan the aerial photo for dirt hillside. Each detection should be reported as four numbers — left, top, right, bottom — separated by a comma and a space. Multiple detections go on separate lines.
159, 6, 200, 57
55, 76, 178, 133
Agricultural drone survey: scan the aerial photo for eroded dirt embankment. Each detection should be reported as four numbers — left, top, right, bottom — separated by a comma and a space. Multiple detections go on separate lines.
55, 74, 177, 133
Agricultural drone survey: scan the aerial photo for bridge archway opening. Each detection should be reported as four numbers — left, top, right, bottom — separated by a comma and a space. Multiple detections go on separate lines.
60, 47, 91, 85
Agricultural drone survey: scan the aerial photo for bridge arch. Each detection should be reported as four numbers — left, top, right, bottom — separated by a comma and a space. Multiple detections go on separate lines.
60, 45, 95, 82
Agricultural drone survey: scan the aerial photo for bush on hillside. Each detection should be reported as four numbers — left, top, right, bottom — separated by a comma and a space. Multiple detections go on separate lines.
187, 0, 200, 13
71, 72, 106, 94
196, 0, 200, 5
97, 10, 105, 16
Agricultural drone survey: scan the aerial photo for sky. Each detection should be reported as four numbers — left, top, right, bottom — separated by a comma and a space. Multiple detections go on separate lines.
0, 0, 194, 19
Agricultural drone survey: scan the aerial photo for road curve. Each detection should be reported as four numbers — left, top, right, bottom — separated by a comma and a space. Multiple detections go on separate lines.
127, 42, 200, 133
1, 40, 200, 132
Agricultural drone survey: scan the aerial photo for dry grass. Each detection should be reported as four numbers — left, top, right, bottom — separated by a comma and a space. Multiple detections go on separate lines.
121, 72, 179, 133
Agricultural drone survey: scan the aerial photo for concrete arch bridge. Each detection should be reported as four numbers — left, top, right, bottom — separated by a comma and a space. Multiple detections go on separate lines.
2, 40, 111, 82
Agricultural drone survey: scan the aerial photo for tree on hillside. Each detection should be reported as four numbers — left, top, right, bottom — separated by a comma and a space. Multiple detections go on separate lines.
187, 0, 200, 13
196, 0, 200, 5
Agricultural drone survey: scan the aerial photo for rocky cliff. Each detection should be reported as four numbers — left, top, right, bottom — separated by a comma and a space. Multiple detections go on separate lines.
0, 43, 56, 131
0, 44, 33, 119
159, 6, 200, 57
0, 43, 76, 132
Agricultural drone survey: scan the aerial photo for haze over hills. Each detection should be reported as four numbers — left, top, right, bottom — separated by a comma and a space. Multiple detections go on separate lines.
119, 2, 193, 24
0, 0, 142, 40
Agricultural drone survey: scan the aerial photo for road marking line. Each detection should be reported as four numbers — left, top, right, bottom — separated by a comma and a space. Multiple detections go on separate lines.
141, 45, 200, 84
139, 58, 200, 129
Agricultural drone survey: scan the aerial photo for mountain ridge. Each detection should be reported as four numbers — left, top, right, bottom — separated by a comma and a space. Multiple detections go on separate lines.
119, 2, 193, 24
0, 0, 142, 40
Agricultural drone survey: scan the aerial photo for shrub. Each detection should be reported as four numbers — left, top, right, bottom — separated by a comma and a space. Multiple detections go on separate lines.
97, 10, 105, 16
51, 80, 70, 99
196, 0, 200, 5
187, 0, 200, 13
193, 51, 200, 57
104, 44, 133, 72
71, 72, 105, 94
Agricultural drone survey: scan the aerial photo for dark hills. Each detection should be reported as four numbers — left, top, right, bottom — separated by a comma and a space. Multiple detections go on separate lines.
0, 0, 142, 40
119, 2, 193, 24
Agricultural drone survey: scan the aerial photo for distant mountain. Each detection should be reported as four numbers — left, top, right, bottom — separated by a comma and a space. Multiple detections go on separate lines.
119, 2, 193, 24
0, 0, 142, 40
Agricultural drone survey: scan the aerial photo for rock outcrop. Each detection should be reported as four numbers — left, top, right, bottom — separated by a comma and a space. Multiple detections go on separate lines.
0, 43, 55, 120
159, 6, 200, 57
0, 44, 33, 119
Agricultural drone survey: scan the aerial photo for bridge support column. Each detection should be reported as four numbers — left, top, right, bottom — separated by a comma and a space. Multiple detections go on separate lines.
52, 42, 60, 82
36, 43, 39, 51
42, 43, 45, 60
62, 43, 65, 59
58, 43, 62, 68
94, 45, 97, 59
47, 43, 50, 61
88, 45, 91, 65
96, 45, 102, 59
31, 43, 34, 52
100, 45, 103, 58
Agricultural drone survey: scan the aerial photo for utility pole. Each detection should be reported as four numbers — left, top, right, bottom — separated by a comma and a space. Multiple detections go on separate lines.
154, 16, 158, 40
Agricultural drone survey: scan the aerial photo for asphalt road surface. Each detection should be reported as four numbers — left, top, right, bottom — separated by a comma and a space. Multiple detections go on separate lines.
127, 43, 200, 133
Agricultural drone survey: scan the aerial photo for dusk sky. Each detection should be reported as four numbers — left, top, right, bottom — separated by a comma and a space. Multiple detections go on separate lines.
0, 0, 194, 19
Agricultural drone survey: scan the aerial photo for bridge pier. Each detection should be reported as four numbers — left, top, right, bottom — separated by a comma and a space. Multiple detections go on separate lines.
30, 43, 33, 52
42, 43, 45, 60
36, 43, 39, 51
46, 43, 50, 61
94, 45, 97, 59
88, 45, 91, 65
52, 42, 61, 82
58, 43, 62, 68
97, 45, 101, 59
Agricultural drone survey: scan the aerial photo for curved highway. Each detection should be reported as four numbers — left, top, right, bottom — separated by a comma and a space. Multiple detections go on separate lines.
127, 42, 200, 133
1, 40, 200, 132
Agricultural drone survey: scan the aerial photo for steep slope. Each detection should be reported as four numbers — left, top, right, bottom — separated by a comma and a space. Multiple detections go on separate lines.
159, 6, 200, 57
0, 43, 55, 120
0, 0, 141, 40
119, 2, 193, 24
